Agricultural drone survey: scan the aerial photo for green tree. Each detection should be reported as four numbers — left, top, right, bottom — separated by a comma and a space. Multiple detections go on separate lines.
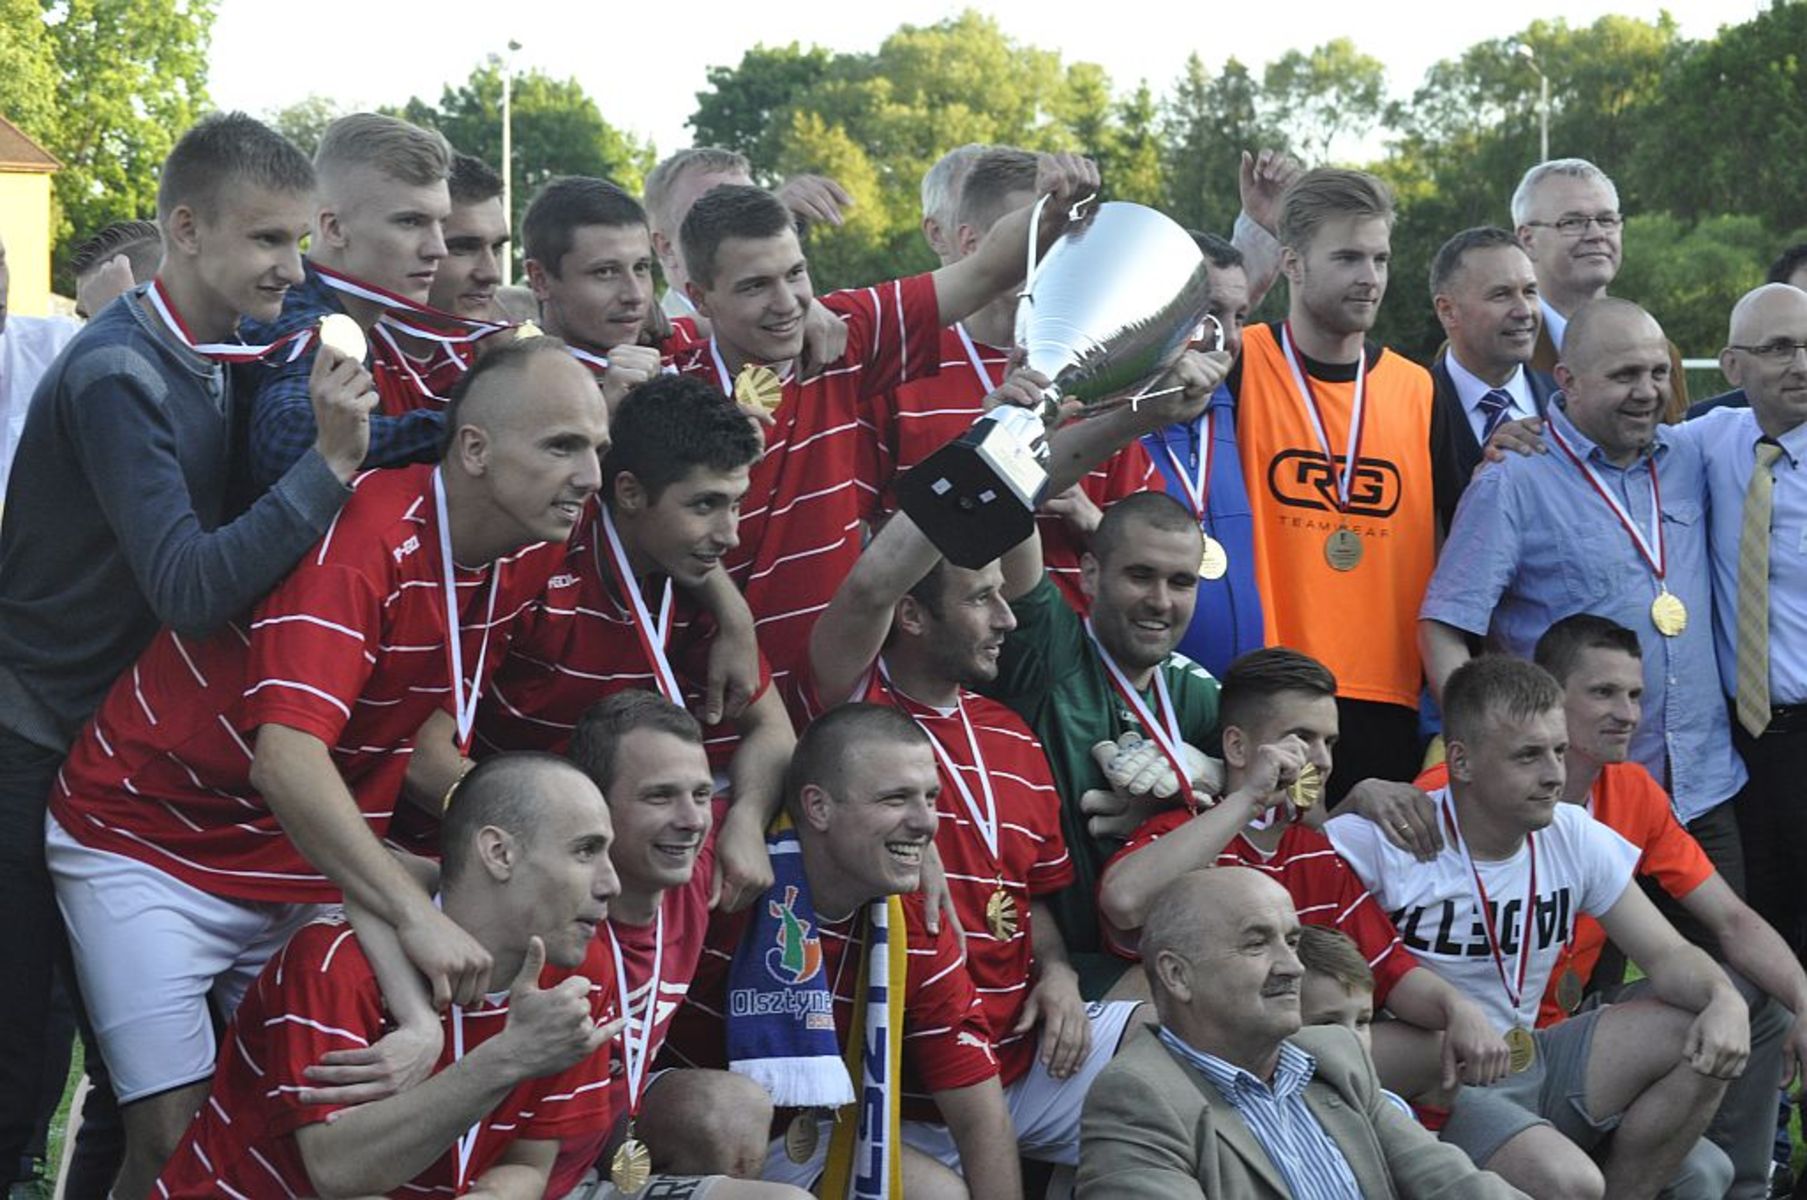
1161, 55, 1284, 233
264, 94, 344, 159
1, 0, 214, 290
1262, 39, 1388, 165
393, 61, 652, 253
1628, 2, 1807, 233
689, 42, 835, 165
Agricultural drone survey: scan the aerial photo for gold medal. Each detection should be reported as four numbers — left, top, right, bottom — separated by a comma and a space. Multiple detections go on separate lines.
610, 1134, 652, 1194
1286, 762, 1323, 811
316, 312, 367, 362
1324, 527, 1364, 571
784, 1112, 820, 1164
985, 886, 1019, 941
1198, 535, 1229, 581
512, 319, 543, 340
1505, 1024, 1536, 1074
734, 363, 784, 412
1650, 590, 1688, 637
1556, 967, 1584, 1016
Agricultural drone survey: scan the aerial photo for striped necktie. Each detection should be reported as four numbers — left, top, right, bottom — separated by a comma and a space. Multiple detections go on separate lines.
1735, 440, 1787, 737
1478, 389, 1515, 441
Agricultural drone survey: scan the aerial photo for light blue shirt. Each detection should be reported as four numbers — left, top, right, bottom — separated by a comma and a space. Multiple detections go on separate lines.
1155, 1026, 1362, 1199
1679, 406, 1807, 705
1422, 399, 1747, 821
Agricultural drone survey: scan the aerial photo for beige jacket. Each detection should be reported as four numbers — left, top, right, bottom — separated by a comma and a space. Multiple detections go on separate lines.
1077, 1024, 1528, 1200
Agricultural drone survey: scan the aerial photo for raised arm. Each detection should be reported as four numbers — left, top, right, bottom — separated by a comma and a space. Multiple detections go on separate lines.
931, 153, 1099, 326
808, 509, 943, 706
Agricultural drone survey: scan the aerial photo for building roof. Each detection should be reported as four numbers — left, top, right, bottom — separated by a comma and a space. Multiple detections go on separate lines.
0, 115, 60, 173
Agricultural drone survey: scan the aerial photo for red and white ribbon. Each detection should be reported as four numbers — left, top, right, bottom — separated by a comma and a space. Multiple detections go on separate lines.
1442, 795, 1539, 1015
145, 279, 312, 364
1546, 418, 1669, 582
878, 660, 999, 864
606, 908, 666, 1125
433, 468, 501, 751
598, 506, 683, 704
1161, 410, 1217, 528
1084, 619, 1198, 811
1279, 321, 1367, 514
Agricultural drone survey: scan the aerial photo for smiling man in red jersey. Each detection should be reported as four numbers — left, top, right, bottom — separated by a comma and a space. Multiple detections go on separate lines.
46, 339, 608, 1197
667, 153, 1098, 694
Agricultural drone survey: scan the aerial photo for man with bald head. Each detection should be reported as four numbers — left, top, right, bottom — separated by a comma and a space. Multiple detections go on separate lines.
155, 752, 625, 1199
1692, 283, 1807, 959
48, 337, 610, 1195
1079, 868, 1524, 1199
1421, 298, 1746, 883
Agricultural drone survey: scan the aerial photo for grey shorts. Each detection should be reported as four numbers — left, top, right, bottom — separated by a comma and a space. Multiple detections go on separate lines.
1439, 1008, 1618, 1167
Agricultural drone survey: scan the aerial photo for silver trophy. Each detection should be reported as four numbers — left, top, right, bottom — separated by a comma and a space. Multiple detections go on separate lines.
896, 198, 1215, 568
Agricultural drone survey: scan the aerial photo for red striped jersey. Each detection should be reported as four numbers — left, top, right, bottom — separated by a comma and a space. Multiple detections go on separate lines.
50, 465, 558, 902
154, 914, 617, 1199
474, 502, 770, 771
371, 334, 473, 415
668, 275, 942, 689
794, 667, 1072, 1084
1104, 815, 1420, 1005
661, 891, 998, 1120
870, 325, 1159, 611
545, 814, 722, 1199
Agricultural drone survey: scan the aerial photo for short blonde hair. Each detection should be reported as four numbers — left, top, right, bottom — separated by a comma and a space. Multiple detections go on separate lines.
1278, 168, 1394, 252
315, 112, 450, 189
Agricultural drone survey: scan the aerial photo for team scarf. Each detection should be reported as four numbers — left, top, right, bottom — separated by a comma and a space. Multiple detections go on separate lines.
725, 816, 855, 1108
724, 816, 905, 1199
821, 895, 907, 1200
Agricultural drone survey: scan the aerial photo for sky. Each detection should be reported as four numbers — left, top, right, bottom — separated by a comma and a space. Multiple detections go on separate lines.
208, 0, 1761, 159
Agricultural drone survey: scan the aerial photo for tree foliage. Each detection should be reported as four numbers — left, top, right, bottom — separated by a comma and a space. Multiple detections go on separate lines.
392, 62, 653, 246
0, 0, 213, 290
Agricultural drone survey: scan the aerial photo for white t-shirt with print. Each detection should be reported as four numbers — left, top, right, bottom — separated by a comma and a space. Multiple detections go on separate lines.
1326, 791, 1638, 1032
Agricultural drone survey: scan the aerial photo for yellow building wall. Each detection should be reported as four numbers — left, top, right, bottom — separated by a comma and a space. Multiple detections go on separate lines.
0, 172, 55, 316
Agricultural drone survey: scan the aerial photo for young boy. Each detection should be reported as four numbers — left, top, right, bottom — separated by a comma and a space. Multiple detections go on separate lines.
1298, 925, 1421, 1120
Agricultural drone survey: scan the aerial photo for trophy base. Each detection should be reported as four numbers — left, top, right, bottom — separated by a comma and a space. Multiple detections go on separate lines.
896, 413, 1047, 570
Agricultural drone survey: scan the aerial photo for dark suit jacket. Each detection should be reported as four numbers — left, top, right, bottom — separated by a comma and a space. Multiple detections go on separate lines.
1078, 1024, 1527, 1200
1428, 356, 1558, 533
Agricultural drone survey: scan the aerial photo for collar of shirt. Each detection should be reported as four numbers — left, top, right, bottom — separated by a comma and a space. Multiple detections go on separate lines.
1539, 297, 1570, 351
1549, 395, 1669, 469
1444, 351, 1533, 421
1764, 415, 1807, 469
1155, 1025, 1316, 1103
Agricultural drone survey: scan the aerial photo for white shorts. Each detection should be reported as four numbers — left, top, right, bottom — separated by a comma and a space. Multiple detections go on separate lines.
568, 1172, 725, 1199
46, 812, 324, 1103
902, 999, 1144, 1168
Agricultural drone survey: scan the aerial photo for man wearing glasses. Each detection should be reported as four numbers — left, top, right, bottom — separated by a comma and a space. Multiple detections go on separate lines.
1511, 158, 1692, 417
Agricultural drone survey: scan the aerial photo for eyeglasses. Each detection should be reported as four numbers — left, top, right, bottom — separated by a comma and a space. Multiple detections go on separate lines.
1524, 214, 1623, 237
1729, 340, 1807, 362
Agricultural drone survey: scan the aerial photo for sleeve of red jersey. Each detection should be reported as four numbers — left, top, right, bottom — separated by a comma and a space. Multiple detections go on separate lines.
1080, 438, 1159, 507
1625, 770, 1716, 901
822, 274, 943, 398
901, 895, 1001, 1093
258, 921, 390, 1137
1330, 862, 1421, 1008
241, 560, 385, 745
1095, 809, 1192, 961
